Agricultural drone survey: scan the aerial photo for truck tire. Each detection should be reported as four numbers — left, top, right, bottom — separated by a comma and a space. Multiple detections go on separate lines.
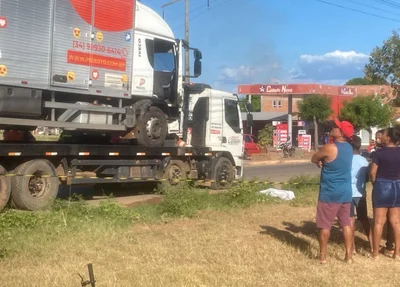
11, 160, 60, 211
0, 165, 11, 211
136, 106, 168, 147
210, 157, 235, 190
164, 160, 187, 186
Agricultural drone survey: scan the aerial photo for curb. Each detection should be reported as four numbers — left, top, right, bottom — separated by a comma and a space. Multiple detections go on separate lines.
243, 159, 311, 167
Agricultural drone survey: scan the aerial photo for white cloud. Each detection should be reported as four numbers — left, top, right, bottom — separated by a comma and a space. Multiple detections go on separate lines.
215, 63, 282, 93
220, 63, 280, 84
221, 66, 260, 82
300, 50, 368, 64
291, 50, 369, 82
213, 50, 369, 92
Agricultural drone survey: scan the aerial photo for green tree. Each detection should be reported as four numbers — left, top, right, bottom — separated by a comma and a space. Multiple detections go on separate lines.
340, 95, 394, 138
363, 30, 400, 104
297, 94, 333, 151
257, 124, 273, 152
345, 77, 387, 85
364, 30, 400, 86
239, 95, 261, 112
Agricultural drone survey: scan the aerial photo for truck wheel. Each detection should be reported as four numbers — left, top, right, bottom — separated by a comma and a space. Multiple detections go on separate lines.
11, 160, 60, 211
0, 165, 11, 211
164, 160, 187, 186
137, 106, 168, 147
210, 157, 235, 190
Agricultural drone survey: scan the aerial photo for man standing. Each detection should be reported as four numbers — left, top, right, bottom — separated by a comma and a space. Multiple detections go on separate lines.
311, 119, 354, 264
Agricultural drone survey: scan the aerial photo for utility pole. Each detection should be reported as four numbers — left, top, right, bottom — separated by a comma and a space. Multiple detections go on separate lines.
248, 95, 252, 135
161, 0, 190, 82
184, 0, 190, 82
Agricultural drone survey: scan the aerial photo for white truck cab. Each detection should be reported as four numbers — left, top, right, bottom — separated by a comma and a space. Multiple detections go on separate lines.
180, 84, 244, 179
131, 2, 183, 103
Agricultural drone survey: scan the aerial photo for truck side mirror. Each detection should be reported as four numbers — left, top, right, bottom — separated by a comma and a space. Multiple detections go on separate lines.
194, 49, 202, 60
194, 59, 202, 77
246, 113, 253, 128
246, 101, 253, 113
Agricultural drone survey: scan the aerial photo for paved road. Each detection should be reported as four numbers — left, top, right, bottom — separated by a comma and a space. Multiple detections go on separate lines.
243, 162, 320, 182
57, 163, 320, 206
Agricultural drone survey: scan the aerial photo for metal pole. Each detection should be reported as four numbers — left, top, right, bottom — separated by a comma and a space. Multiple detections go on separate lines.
249, 95, 252, 135
160, 0, 190, 81
288, 95, 293, 145
184, 0, 190, 82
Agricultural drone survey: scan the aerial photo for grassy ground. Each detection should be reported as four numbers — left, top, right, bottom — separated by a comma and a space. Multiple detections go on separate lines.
0, 177, 398, 286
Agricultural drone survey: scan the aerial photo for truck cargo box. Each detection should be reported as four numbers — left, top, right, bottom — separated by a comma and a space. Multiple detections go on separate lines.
0, 0, 135, 98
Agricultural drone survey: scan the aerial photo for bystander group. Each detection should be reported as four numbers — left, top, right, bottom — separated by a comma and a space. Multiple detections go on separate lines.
311, 121, 400, 263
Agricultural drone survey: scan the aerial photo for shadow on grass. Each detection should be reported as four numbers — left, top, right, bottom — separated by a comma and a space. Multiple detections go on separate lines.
259, 225, 314, 259
282, 220, 371, 251
260, 220, 372, 261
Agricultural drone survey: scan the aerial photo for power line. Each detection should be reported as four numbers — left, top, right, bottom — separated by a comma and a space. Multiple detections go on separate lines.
171, 0, 237, 28
191, 0, 236, 22
315, 0, 400, 22
346, 0, 400, 17
167, 2, 208, 20
374, 0, 400, 10
167, 0, 229, 22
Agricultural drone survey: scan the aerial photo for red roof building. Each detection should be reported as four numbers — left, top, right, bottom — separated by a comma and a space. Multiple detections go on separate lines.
238, 83, 394, 118
238, 83, 396, 147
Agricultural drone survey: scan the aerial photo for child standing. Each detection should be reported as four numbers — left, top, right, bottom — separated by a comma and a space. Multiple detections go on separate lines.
350, 135, 373, 253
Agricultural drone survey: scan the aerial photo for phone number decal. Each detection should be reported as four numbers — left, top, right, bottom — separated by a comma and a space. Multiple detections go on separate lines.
72, 41, 128, 59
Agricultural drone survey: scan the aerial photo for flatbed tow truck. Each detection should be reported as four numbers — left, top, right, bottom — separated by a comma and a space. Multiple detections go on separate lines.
0, 84, 252, 211
0, 0, 253, 211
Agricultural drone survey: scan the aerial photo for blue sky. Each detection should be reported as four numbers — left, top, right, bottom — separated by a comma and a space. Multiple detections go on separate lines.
141, 0, 399, 92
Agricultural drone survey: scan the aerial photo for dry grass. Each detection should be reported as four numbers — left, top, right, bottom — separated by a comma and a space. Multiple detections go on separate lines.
0, 183, 399, 286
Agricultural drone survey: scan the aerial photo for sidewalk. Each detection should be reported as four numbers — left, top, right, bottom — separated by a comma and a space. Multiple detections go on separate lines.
243, 159, 311, 167
243, 149, 313, 167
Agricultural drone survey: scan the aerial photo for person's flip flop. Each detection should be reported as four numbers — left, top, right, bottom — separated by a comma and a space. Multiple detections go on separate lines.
366, 253, 379, 260
385, 250, 395, 257
319, 253, 327, 264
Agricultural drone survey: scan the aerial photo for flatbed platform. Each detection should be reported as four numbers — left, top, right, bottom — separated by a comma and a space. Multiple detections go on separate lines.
0, 142, 213, 158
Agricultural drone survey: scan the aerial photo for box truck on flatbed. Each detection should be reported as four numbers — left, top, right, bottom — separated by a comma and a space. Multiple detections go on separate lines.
0, 83, 251, 211
0, 0, 206, 147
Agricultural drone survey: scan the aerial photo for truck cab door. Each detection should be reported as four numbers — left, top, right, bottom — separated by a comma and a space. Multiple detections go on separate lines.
207, 95, 223, 147
131, 33, 154, 97
222, 98, 243, 160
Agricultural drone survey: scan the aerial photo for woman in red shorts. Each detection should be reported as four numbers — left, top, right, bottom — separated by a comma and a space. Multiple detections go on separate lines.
370, 127, 400, 259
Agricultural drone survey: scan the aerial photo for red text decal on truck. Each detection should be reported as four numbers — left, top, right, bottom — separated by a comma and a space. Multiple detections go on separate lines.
67, 50, 127, 71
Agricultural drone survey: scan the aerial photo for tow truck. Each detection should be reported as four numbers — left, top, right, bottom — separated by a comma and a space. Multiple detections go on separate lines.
0, 84, 253, 211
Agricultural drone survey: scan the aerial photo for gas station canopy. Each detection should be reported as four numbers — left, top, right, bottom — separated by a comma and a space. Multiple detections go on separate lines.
238, 83, 357, 96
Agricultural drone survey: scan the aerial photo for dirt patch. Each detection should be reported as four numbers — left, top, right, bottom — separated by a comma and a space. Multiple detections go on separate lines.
251, 149, 314, 162
126, 196, 163, 207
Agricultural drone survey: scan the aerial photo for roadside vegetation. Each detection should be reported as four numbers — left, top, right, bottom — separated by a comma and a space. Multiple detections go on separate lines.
1, 175, 397, 286
0, 181, 284, 258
